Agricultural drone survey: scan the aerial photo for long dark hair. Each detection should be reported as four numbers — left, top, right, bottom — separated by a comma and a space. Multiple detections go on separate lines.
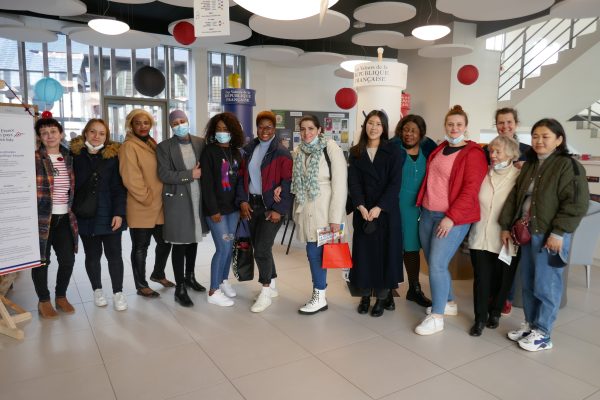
204, 112, 244, 162
350, 110, 389, 158
526, 118, 570, 161
394, 114, 426, 140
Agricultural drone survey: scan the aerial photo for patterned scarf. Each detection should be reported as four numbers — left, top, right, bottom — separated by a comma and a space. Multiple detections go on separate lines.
291, 136, 327, 205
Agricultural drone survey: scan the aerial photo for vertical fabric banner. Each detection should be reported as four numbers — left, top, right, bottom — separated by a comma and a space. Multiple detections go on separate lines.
0, 109, 42, 275
221, 88, 256, 143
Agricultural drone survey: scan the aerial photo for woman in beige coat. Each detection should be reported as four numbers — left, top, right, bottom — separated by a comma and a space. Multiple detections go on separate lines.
467, 135, 520, 336
291, 115, 347, 315
119, 109, 173, 298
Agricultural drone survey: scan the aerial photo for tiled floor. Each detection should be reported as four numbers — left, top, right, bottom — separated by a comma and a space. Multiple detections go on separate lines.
2, 231, 600, 400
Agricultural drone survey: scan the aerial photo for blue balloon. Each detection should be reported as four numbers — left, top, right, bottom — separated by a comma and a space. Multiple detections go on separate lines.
34, 77, 64, 103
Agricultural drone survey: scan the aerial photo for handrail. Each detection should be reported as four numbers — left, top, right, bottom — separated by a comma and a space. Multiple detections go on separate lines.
497, 17, 599, 101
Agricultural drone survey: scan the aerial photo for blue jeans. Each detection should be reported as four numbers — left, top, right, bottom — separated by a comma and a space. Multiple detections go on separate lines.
206, 212, 239, 290
419, 208, 471, 315
306, 242, 327, 290
520, 232, 571, 336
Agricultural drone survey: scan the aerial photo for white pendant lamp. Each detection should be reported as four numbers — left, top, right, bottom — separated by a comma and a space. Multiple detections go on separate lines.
88, 18, 130, 35
411, 25, 450, 41
235, 0, 339, 20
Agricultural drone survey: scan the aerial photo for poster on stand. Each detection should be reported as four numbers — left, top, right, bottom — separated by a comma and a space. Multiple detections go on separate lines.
0, 106, 41, 275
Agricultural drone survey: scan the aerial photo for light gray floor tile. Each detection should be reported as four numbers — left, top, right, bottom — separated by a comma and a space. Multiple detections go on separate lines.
381, 372, 498, 400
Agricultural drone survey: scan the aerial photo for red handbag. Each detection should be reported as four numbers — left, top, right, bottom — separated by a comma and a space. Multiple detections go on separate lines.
510, 216, 531, 246
322, 241, 353, 269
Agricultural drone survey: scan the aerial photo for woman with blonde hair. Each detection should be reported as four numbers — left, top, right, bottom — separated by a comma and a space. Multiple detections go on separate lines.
467, 135, 520, 336
72, 119, 128, 311
119, 109, 173, 298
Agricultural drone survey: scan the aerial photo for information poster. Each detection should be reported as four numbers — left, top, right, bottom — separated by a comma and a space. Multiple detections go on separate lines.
0, 109, 41, 275
194, 0, 230, 37
272, 110, 351, 152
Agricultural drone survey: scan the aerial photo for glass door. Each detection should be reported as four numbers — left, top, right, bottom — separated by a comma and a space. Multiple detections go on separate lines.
103, 96, 169, 143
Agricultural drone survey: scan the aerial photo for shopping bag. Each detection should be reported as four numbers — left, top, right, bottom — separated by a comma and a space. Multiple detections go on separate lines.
232, 219, 254, 281
322, 241, 352, 269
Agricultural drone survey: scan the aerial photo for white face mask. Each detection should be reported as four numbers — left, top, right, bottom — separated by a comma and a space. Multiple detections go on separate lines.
493, 160, 511, 170
445, 134, 465, 145
85, 140, 104, 152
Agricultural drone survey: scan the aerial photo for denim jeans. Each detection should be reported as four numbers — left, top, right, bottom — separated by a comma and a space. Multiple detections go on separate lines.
206, 211, 239, 290
419, 208, 471, 315
80, 232, 124, 294
306, 242, 327, 290
31, 214, 75, 301
520, 232, 572, 336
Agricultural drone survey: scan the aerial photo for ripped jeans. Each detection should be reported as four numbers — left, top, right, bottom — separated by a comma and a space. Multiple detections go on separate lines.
207, 211, 239, 290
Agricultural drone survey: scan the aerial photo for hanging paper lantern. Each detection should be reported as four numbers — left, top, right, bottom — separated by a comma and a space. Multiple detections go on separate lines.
133, 66, 166, 97
335, 87, 357, 110
34, 77, 64, 103
457, 64, 479, 85
401, 92, 411, 116
41, 110, 53, 119
173, 21, 196, 45
32, 97, 55, 111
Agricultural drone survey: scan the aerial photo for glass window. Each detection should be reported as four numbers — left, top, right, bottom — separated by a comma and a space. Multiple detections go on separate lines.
207, 51, 246, 118
0, 38, 21, 104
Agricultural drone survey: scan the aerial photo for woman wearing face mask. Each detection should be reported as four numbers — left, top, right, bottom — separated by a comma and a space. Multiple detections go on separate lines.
414, 105, 487, 336
291, 115, 347, 315
348, 110, 403, 317
71, 119, 128, 311
157, 109, 208, 307
200, 112, 244, 307
467, 136, 520, 336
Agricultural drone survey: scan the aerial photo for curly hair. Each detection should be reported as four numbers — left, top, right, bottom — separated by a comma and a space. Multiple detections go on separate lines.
204, 112, 245, 162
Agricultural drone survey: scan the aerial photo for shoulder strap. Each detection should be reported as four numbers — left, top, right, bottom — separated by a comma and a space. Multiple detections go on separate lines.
322, 146, 332, 178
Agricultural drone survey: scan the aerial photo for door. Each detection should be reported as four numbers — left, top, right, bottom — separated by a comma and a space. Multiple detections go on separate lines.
103, 96, 169, 143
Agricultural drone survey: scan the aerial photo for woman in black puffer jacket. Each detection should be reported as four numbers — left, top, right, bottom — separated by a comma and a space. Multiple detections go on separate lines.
71, 119, 128, 311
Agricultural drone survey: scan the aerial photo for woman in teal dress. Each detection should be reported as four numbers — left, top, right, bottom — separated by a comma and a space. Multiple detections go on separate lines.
392, 115, 436, 307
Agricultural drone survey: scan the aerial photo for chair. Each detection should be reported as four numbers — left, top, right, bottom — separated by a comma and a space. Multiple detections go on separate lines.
568, 200, 600, 288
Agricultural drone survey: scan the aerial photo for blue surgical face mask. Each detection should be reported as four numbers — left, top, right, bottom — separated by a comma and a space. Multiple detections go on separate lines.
493, 160, 511, 170
172, 123, 189, 137
215, 131, 231, 144
445, 134, 465, 145
308, 136, 319, 145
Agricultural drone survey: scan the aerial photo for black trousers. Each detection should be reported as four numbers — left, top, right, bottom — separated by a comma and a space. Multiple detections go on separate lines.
247, 198, 281, 285
129, 225, 172, 289
470, 249, 519, 322
171, 243, 198, 285
81, 232, 124, 294
359, 288, 390, 300
31, 214, 75, 301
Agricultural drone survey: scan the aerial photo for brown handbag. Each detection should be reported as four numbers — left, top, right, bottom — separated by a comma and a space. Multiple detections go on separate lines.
510, 216, 531, 246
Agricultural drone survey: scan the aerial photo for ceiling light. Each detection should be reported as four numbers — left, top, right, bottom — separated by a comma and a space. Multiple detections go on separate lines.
235, 0, 339, 20
411, 25, 450, 41
340, 60, 369, 73
88, 18, 130, 35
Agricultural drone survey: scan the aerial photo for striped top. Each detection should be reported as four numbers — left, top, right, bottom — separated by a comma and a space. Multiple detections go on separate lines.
49, 153, 70, 214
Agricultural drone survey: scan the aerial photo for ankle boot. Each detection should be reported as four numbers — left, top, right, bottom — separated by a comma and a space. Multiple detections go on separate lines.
184, 271, 206, 292
406, 282, 432, 307
174, 284, 194, 307
371, 299, 385, 317
384, 290, 395, 311
299, 288, 328, 315
357, 296, 370, 314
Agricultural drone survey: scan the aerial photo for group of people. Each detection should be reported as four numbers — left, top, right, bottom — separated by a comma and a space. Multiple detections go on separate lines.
32, 104, 589, 352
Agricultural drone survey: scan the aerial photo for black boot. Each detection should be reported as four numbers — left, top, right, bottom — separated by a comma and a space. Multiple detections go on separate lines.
174, 284, 194, 307
406, 282, 432, 307
184, 271, 206, 292
357, 296, 370, 314
469, 321, 485, 336
384, 290, 395, 311
371, 299, 385, 317
486, 315, 500, 329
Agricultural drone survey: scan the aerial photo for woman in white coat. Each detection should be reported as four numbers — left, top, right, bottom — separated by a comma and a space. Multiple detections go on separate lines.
291, 115, 347, 315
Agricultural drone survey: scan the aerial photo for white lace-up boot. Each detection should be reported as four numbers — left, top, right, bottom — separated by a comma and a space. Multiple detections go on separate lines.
298, 288, 328, 315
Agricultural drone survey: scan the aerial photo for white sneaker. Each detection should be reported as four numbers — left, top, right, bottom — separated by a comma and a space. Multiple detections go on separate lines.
270, 279, 279, 297
518, 329, 553, 351
254, 283, 279, 300
94, 289, 108, 307
208, 289, 234, 307
415, 315, 444, 335
220, 280, 237, 297
426, 302, 457, 316
113, 292, 128, 311
299, 288, 328, 315
251, 287, 272, 313
508, 322, 532, 342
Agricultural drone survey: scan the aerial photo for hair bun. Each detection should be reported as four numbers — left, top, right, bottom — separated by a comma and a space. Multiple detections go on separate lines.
451, 105, 463, 112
